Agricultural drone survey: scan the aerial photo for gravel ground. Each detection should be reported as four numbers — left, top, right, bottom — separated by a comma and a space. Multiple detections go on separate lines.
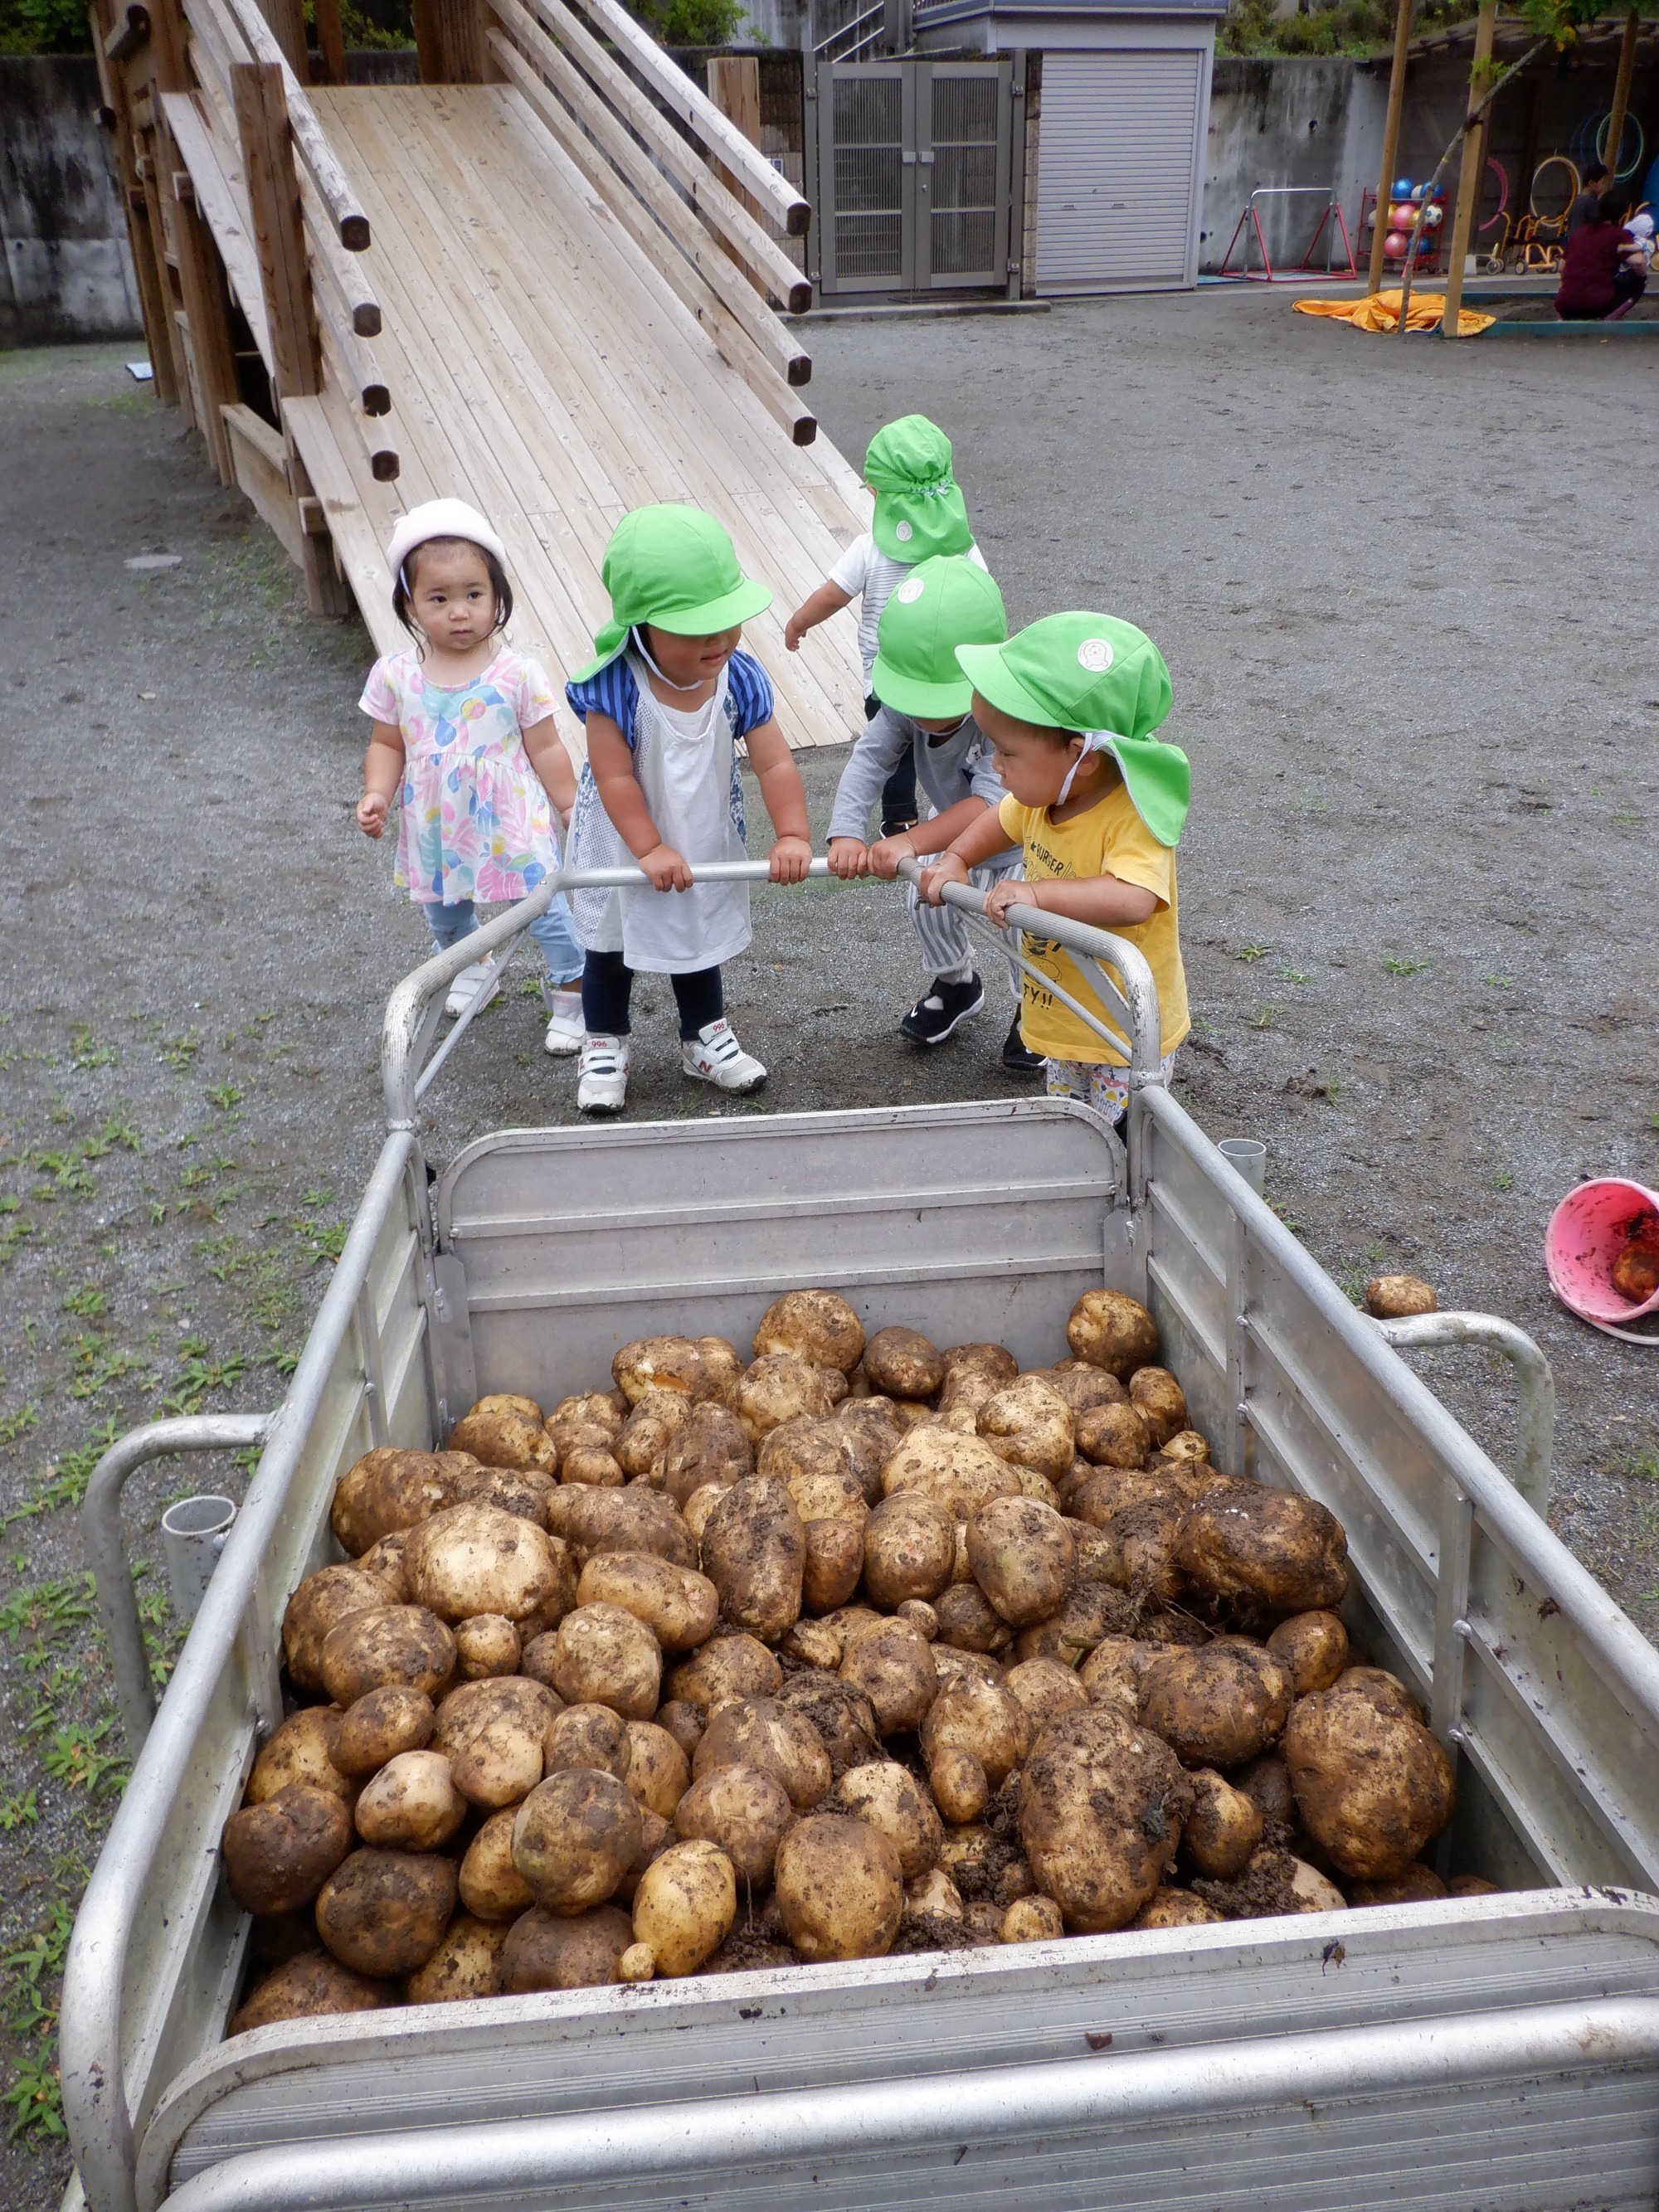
1, 294, 1656, 2204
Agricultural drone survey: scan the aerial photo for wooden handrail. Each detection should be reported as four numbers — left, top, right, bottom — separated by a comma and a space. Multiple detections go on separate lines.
194, 0, 371, 247
564, 0, 810, 237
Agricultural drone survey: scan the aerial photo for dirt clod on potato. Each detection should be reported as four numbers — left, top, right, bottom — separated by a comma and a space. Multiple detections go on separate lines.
700, 1476, 805, 1643
512, 1767, 643, 1913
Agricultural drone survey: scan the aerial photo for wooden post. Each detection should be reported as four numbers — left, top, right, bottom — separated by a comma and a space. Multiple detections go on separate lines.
1439, 0, 1497, 336
89, 0, 178, 402
1367, 0, 1415, 294
313, 0, 347, 83
232, 57, 352, 614
1605, 10, 1641, 191
708, 55, 765, 224
411, 0, 494, 81
168, 168, 242, 481
260, 0, 311, 81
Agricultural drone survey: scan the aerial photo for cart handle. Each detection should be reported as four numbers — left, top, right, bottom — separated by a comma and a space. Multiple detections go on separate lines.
1372, 1310, 1554, 1517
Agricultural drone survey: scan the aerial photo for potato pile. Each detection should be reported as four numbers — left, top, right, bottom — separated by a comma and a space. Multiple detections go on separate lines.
226, 1287, 1479, 2035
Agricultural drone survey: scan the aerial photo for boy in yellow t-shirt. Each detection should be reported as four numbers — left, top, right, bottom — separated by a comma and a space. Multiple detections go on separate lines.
919, 611, 1190, 1122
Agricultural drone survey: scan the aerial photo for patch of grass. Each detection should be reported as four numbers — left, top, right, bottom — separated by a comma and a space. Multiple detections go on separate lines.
4, 1417, 123, 1524
1491, 1169, 1514, 1192
1279, 969, 1311, 986
158, 1033, 201, 1069
67, 1024, 115, 1071
294, 1217, 348, 1264
41, 1720, 126, 1796
1245, 1006, 1277, 1031
68, 1342, 144, 1402
1484, 975, 1513, 989
207, 1083, 243, 1113
0, 1404, 40, 1448
1235, 944, 1268, 963
0, 1572, 98, 1644
0, 1208, 36, 1266
1381, 957, 1433, 978
158, 1337, 249, 1415
61, 1284, 107, 1319
1620, 1446, 1659, 1484
0, 1789, 37, 1832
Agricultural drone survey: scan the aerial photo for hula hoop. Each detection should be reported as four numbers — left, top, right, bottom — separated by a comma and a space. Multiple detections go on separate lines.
1530, 153, 1580, 221
1477, 155, 1511, 233
1596, 109, 1646, 181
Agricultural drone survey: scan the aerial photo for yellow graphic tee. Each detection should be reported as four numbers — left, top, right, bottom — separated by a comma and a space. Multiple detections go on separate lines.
998, 789, 1190, 1065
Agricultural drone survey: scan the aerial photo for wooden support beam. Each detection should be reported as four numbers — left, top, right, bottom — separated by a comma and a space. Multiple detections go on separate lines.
411, 0, 489, 81
1368, 0, 1414, 294
707, 54, 764, 225
1605, 10, 1640, 190
218, 0, 371, 246
260, 0, 309, 81
223, 401, 305, 563
1440, 0, 1497, 336
104, 5, 149, 62
161, 89, 271, 365
314, 0, 346, 84
168, 153, 242, 481
90, 0, 178, 401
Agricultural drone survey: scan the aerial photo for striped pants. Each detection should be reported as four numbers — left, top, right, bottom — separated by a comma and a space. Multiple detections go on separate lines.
906, 857, 1023, 994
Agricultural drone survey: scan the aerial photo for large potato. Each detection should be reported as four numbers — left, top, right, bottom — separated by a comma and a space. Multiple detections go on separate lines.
546, 1389, 625, 1460
1335, 1667, 1423, 1723
500, 1904, 634, 1991
550, 1602, 662, 1721
1180, 1768, 1264, 1878
674, 1763, 794, 1883
330, 1448, 474, 1558
223, 1783, 353, 1915
663, 1401, 753, 1505
320, 1605, 457, 1707
544, 1700, 631, 1780
547, 1485, 698, 1571
354, 1532, 411, 1605
331, 1685, 435, 1777
777, 1671, 881, 1769
759, 1419, 868, 1518
1132, 1889, 1222, 1930
1137, 1642, 1293, 1768
1041, 1364, 1130, 1416
834, 1401, 906, 1501
931, 1645, 1005, 1692
1283, 1683, 1456, 1880
942, 1343, 1019, 1388
934, 1582, 1014, 1654
753, 1290, 866, 1374
631, 1839, 737, 1976
732, 1354, 834, 1443
560, 1446, 625, 1490
1090, 1499, 1188, 1602
433, 1675, 561, 1806
774, 1813, 903, 1962
1365, 1275, 1437, 1320
967, 1495, 1076, 1627
454, 1614, 522, 1680
614, 1388, 693, 1481
458, 1807, 535, 1920
314, 1849, 457, 1976
1003, 1657, 1089, 1734
1128, 1368, 1188, 1448
803, 1519, 865, 1614
248, 1706, 353, 1806
880, 1427, 1020, 1522
1069, 1465, 1187, 1527
1014, 1580, 1136, 1667
625, 1721, 690, 1818
1067, 1290, 1160, 1378
1078, 1635, 1146, 1718
1001, 1894, 1067, 1944
447, 1405, 557, 1474
404, 1502, 570, 1627
230, 1952, 392, 2036
839, 1618, 938, 1734
861, 1327, 946, 1402
577, 1551, 719, 1651
1266, 1611, 1350, 1696
864, 1493, 957, 1609
1075, 1402, 1153, 1470
512, 1768, 642, 1911
1175, 1490, 1348, 1613
831, 1760, 942, 1880
612, 1335, 712, 1405
448, 1465, 557, 1530
353, 1750, 465, 1851
693, 1697, 831, 1811
920, 1675, 1029, 1823
977, 1378, 1075, 1483
405, 1913, 509, 2005
696, 1336, 744, 1401
283, 1567, 385, 1696
1018, 1706, 1191, 1932
665, 1631, 782, 1715
700, 1476, 805, 1642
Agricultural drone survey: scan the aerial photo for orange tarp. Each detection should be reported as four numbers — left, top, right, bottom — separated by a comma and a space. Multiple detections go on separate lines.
1294, 288, 1496, 336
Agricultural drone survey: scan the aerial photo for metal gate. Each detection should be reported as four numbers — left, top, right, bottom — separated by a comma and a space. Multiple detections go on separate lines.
810, 58, 1017, 297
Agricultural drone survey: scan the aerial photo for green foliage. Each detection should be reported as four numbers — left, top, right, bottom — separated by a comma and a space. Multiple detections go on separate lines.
0, 0, 92, 53
1219, 0, 1594, 61
629, 0, 746, 46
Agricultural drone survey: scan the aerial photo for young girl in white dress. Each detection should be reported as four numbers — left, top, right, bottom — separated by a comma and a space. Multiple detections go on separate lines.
563, 503, 811, 1115
355, 498, 586, 1053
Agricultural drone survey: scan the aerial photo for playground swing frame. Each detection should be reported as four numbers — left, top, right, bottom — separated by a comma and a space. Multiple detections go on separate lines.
1217, 186, 1358, 281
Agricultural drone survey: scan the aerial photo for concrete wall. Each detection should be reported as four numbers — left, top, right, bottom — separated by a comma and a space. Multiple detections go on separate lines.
1199, 55, 1384, 273
1, 57, 143, 348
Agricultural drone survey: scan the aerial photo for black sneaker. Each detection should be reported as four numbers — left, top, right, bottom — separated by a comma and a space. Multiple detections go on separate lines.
900, 974, 985, 1044
1001, 1015, 1044, 1076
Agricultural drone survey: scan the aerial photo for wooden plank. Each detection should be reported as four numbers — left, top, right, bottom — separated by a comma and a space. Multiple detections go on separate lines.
707, 55, 763, 225
161, 89, 270, 366
105, 3, 149, 63
92, 0, 178, 401
232, 59, 315, 397
216, 0, 370, 246
224, 400, 306, 564
513, 0, 810, 314
260, 0, 308, 80
168, 164, 241, 481
566, 0, 808, 235
313, 0, 344, 84
283, 393, 406, 654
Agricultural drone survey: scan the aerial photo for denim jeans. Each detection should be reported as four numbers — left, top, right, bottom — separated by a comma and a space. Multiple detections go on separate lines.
423, 896, 583, 987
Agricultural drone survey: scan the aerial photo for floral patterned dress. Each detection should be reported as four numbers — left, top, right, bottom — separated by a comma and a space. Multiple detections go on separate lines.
359, 647, 562, 905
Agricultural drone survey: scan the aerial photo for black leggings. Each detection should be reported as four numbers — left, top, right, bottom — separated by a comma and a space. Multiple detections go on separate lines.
581, 949, 723, 1040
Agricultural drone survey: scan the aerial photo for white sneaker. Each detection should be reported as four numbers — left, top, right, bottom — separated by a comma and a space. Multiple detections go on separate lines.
444, 960, 499, 1019
543, 988, 584, 1057
577, 1033, 630, 1115
682, 1018, 766, 1094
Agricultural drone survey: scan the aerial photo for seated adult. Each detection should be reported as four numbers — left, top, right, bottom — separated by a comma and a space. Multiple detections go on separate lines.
1555, 188, 1647, 320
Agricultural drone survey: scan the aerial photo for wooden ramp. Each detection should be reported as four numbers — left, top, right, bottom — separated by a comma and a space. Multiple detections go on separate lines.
93, 0, 870, 749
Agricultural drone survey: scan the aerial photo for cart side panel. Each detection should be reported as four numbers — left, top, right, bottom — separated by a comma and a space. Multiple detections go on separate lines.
437, 1103, 1130, 1405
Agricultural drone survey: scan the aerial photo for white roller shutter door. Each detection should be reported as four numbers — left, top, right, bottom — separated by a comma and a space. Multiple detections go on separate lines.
1036, 50, 1204, 292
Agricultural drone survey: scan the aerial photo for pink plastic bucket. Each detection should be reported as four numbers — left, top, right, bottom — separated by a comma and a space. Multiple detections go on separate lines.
1545, 1177, 1659, 1327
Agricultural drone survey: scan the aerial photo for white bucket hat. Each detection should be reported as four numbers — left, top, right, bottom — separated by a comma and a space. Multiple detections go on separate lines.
386, 498, 507, 582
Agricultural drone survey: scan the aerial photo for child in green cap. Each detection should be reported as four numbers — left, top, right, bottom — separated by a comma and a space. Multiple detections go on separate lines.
825, 554, 1039, 1072
920, 612, 1190, 1125
563, 504, 813, 1115
784, 415, 987, 838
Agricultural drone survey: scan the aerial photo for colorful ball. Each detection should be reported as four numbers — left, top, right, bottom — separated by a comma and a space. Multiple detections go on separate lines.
1423, 203, 1443, 228
1384, 231, 1408, 255
1410, 184, 1425, 202
1393, 177, 1413, 197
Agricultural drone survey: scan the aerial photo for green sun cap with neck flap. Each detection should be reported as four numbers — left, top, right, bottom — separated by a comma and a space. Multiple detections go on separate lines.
864, 415, 973, 565
870, 554, 1007, 718
573, 503, 772, 680
956, 611, 1190, 847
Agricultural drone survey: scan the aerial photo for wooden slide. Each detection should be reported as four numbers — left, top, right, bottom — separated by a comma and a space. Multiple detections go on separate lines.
92, 0, 870, 747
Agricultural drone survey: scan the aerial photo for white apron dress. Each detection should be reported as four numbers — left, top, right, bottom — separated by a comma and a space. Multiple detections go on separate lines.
567, 654, 752, 975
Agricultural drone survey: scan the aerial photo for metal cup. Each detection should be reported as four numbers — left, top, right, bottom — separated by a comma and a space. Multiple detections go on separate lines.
160, 1495, 237, 1623
1218, 1137, 1267, 1196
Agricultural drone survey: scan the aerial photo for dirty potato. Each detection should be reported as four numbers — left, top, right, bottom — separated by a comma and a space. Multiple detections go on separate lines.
803, 1519, 865, 1614
774, 1813, 903, 1962
833, 1400, 907, 1501
577, 1551, 719, 1651
248, 1705, 353, 1806
1078, 1635, 1147, 1719
500, 1904, 634, 1992
446, 1404, 557, 1473
560, 1447, 626, 1490
662, 1401, 753, 1505
1132, 1888, 1222, 1930
543, 1700, 631, 1780
331, 1685, 435, 1777
314, 1849, 457, 1976
1002, 1657, 1089, 1734
839, 1617, 938, 1734
404, 1913, 508, 2005
614, 1388, 694, 1482
693, 1697, 831, 1810
453, 1614, 522, 1680
1018, 1706, 1191, 1932
1283, 1682, 1456, 1879
432, 1675, 560, 1806
920, 1675, 1028, 1824
512, 1767, 643, 1912
1175, 1489, 1348, 1613
458, 1807, 535, 1921
967, 1495, 1076, 1627
863, 1493, 957, 1609
1075, 1401, 1153, 1471
777, 1672, 881, 1769
732, 1354, 834, 1444
330, 1449, 474, 1558
934, 1582, 1014, 1654
880, 1427, 1020, 1521
1266, 1611, 1350, 1696
625, 1720, 690, 1818
404, 1502, 570, 1627
223, 1783, 353, 1916
612, 1336, 712, 1406
546, 1389, 626, 1460
320, 1605, 458, 1707
1001, 1894, 1066, 1944
283, 1566, 386, 1696
1137, 1641, 1292, 1769
1365, 1275, 1437, 1320
1041, 1365, 1130, 1416
861, 1327, 946, 1402
630, 1839, 737, 1977
353, 1751, 465, 1851
977, 1377, 1075, 1483
1067, 1290, 1160, 1378
1180, 1768, 1264, 1878
753, 1290, 866, 1375
665, 1631, 782, 1715
547, 1485, 697, 1572
1127, 1368, 1188, 1448
549, 1602, 662, 1722
230, 1952, 393, 2035
674, 1763, 795, 1884
353, 1532, 411, 1605
830, 1760, 942, 1881
700, 1475, 805, 1642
